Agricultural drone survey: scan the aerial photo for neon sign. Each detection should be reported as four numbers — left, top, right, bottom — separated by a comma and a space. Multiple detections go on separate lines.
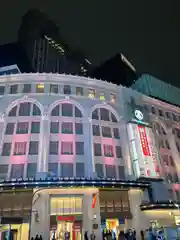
138, 125, 151, 156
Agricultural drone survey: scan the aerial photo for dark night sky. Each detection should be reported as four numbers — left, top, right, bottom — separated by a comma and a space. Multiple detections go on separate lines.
0, 0, 180, 86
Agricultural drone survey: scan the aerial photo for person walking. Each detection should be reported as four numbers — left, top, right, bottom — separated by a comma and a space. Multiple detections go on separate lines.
90, 231, 96, 240
84, 231, 89, 240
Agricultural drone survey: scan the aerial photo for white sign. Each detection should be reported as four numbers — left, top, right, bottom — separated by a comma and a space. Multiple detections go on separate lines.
135, 110, 143, 121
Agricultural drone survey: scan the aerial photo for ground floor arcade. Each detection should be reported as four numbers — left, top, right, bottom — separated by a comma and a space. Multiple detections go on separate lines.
0, 188, 179, 240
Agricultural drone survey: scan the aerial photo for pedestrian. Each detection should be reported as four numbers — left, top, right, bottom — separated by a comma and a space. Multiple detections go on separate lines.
35, 234, 39, 240
90, 231, 96, 240
84, 231, 89, 240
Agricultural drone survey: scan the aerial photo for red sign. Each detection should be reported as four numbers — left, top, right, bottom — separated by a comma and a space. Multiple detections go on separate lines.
138, 125, 151, 156
92, 193, 97, 209
57, 216, 75, 222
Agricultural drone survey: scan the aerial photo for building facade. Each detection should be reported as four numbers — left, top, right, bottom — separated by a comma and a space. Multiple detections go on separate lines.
0, 73, 179, 239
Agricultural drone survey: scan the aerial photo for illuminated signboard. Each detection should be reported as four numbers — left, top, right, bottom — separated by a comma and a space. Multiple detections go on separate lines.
132, 108, 150, 126
138, 125, 151, 156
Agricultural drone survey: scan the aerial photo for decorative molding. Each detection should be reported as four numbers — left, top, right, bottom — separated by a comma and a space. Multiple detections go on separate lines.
65, 95, 70, 100
0, 113, 4, 122
42, 112, 49, 121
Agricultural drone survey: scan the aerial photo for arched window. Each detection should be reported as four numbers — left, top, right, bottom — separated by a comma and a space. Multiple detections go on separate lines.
92, 107, 124, 180
49, 102, 84, 178
1, 101, 42, 180
152, 122, 178, 183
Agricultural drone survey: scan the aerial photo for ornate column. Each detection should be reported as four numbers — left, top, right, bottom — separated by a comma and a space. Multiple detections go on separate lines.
82, 191, 101, 239
0, 112, 5, 151
83, 116, 94, 177
30, 191, 50, 240
128, 189, 149, 239
38, 107, 49, 173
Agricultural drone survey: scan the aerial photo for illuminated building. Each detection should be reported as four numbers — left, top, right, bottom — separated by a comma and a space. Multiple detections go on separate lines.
0, 73, 179, 239
18, 9, 91, 76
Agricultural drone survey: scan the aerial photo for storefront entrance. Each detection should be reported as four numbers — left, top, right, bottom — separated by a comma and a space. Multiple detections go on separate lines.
50, 219, 82, 240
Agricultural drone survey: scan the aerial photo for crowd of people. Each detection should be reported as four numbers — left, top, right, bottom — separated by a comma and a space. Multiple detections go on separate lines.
31, 234, 43, 240
102, 229, 136, 240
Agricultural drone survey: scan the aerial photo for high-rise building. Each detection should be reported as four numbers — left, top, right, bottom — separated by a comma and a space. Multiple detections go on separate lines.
0, 72, 179, 239
18, 9, 91, 75
91, 53, 139, 86
0, 65, 21, 75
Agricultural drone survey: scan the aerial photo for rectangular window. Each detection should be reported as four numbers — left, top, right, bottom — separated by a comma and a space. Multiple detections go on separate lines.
104, 145, 114, 157
116, 146, 122, 158
88, 89, 95, 99
5, 123, 15, 135
49, 141, 59, 155
158, 109, 163, 117
0, 86, 5, 95
9, 84, 18, 94
76, 87, 83, 96
48, 163, 58, 176
14, 142, 27, 155
105, 165, 116, 178
92, 125, 100, 136
76, 163, 84, 177
95, 164, 104, 177
61, 122, 73, 134
19, 103, 31, 116
36, 83, 44, 93
10, 164, 24, 179
118, 166, 125, 179
61, 163, 73, 177
75, 123, 83, 134
29, 141, 39, 155
61, 142, 73, 155
75, 142, 84, 155
50, 122, 59, 134
94, 143, 102, 156
63, 85, 71, 94
27, 163, 37, 178
172, 113, 177, 121
0, 164, 8, 180
165, 112, 171, 119
1, 143, 11, 156
102, 126, 112, 138
16, 122, 29, 134
50, 84, 58, 94
113, 128, 120, 139
110, 93, 116, 103
100, 92, 105, 100
151, 107, 156, 114
22, 84, 31, 93
31, 122, 40, 134
62, 103, 73, 117
100, 108, 109, 121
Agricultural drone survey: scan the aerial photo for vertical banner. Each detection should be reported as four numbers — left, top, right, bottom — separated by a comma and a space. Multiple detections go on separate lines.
138, 125, 151, 156
92, 193, 97, 209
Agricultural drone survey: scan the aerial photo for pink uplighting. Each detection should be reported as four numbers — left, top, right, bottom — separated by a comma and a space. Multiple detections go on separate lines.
9, 155, 28, 164
104, 157, 115, 165
13, 134, 30, 142
59, 155, 75, 163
